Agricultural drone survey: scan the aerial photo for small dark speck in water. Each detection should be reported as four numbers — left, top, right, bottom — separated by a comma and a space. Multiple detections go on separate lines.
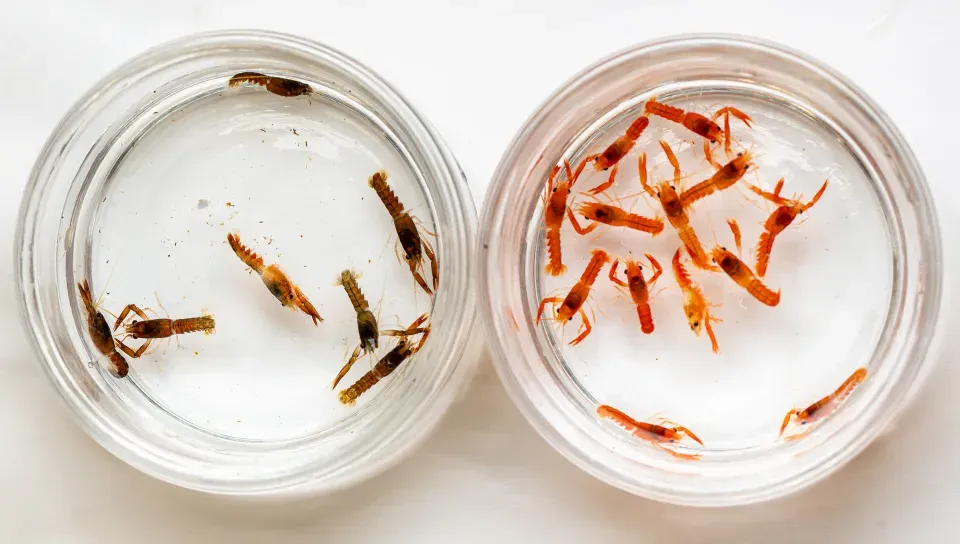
106, 260, 109, 264
260, 128, 266, 132
292, 128, 299, 136
197, 199, 209, 209
226, 202, 234, 207
483, 244, 489, 250
194, 352, 198, 356
259, 221, 263, 224
167, 254, 171, 258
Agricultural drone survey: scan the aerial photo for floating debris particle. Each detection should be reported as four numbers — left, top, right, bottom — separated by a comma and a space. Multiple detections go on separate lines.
197, 199, 210, 209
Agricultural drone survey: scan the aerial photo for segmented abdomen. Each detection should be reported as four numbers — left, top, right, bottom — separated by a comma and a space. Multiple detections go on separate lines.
597, 404, 643, 432
677, 226, 712, 270
544, 227, 565, 276
339, 371, 380, 405
834, 368, 868, 402
755, 230, 776, 277
644, 100, 684, 123
625, 116, 650, 140
338, 271, 370, 313
623, 213, 664, 234
338, 345, 410, 405
228, 72, 269, 88
671, 249, 692, 289
747, 279, 781, 307
369, 170, 405, 220
172, 316, 216, 335
580, 250, 610, 285
227, 72, 311, 97
679, 179, 716, 207
637, 303, 655, 334
681, 166, 743, 207
227, 233, 265, 274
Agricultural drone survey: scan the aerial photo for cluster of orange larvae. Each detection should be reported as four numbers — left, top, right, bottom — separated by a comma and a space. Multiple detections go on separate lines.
536, 98, 868, 456
75, 72, 439, 406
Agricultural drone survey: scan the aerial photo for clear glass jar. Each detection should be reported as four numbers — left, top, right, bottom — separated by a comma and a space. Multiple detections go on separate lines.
17, 30, 480, 494
478, 34, 942, 506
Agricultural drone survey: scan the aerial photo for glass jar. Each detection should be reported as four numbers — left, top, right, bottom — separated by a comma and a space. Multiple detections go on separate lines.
17, 30, 480, 494
478, 34, 942, 506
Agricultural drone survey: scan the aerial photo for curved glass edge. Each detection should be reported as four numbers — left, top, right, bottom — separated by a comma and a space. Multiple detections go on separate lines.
17, 29, 481, 495
477, 33, 943, 506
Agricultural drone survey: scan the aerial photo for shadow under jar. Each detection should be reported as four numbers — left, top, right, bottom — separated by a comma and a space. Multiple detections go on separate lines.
17, 30, 480, 495
479, 34, 941, 506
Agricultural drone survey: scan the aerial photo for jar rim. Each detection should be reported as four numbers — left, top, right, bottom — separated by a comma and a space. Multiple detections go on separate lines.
17, 29, 481, 494
478, 33, 943, 506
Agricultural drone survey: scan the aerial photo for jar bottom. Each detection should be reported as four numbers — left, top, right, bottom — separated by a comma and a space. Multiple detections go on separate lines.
535, 88, 892, 453
82, 76, 435, 442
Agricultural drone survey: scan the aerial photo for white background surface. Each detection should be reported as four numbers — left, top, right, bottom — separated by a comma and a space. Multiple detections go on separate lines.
2, 1, 957, 541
